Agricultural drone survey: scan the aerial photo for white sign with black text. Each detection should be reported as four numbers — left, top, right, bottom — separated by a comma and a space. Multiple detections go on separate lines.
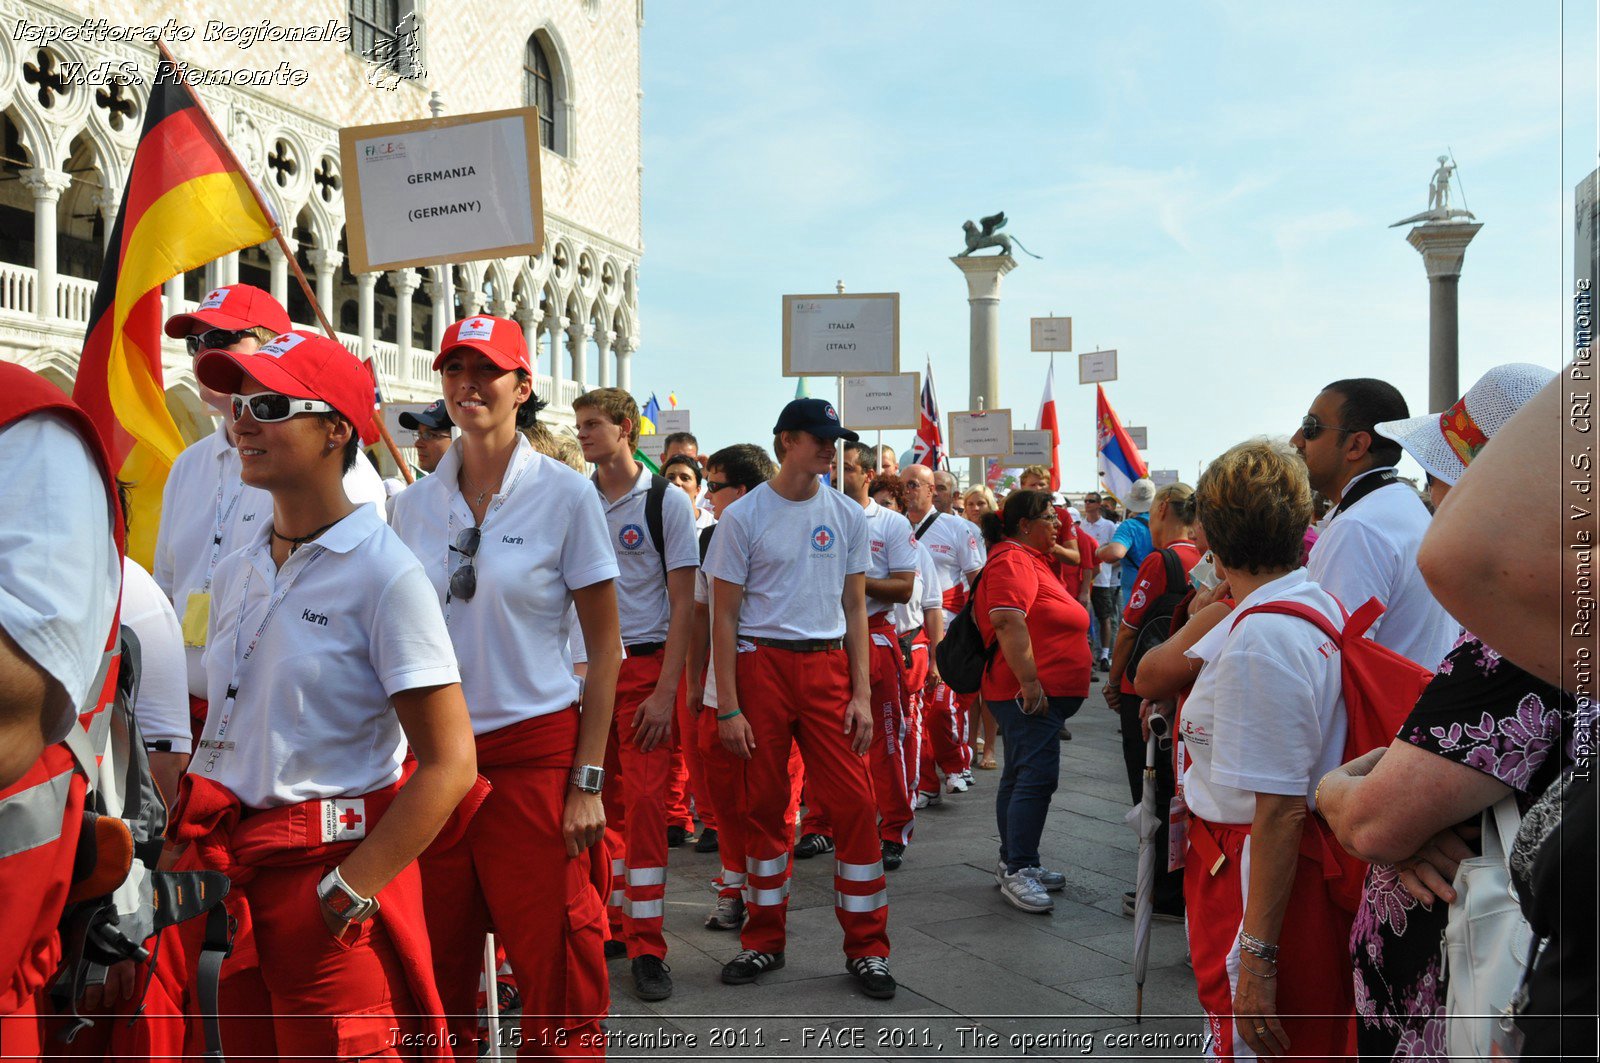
1002, 429, 1055, 466
782, 293, 900, 377
947, 409, 1014, 458
655, 410, 691, 436
1030, 317, 1072, 352
1127, 426, 1148, 450
1078, 349, 1118, 384
840, 373, 920, 430
1150, 469, 1180, 486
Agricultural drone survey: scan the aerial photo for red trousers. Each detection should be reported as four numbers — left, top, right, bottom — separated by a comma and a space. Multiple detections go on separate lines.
734, 645, 889, 959
52, 923, 188, 1063
422, 711, 608, 1060
799, 620, 916, 846
601, 654, 673, 960
666, 680, 707, 832
699, 704, 802, 899
1186, 818, 1356, 1061
919, 681, 972, 788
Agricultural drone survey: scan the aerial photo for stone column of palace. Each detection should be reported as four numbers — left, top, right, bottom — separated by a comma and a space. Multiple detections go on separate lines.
21, 167, 71, 320
951, 253, 1018, 484
1405, 222, 1483, 412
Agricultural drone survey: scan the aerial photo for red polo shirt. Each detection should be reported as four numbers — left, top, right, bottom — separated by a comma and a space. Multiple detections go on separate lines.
975, 539, 1092, 701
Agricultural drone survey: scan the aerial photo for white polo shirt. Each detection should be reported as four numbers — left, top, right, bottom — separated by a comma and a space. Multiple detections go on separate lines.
154, 424, 392, 699
0, 413, 121, 743
862, 499, 920, 618
120, 559, 191, 755
391, 436, 620, 734
892, 539, 946, 638
1179, 569, 1348, 825
1080, 516, 1120, 587
593, 465, 700, 644
910, 509, 984, 622
702, 481, 870, 640
1306, 468, 1459, 671
196, 505, 458, 808
694, 563, 720, 709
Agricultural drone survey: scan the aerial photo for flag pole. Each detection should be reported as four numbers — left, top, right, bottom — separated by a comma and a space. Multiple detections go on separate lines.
155, 41, 413, 484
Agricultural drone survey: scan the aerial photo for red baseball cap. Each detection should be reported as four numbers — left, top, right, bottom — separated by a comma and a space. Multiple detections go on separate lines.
163, 283, 292, 339
195, 330, 378, 445
432, 314, 530, 372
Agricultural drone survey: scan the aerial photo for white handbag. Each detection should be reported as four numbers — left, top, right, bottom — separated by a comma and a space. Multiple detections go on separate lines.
1443, 794, 1534, 1061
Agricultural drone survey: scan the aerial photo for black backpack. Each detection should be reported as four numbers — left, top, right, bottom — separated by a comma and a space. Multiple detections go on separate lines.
934, 567, 995, 695
1123, 548, 1189, 684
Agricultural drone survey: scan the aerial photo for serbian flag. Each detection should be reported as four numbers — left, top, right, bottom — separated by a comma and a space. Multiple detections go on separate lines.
1037, 361, 1063, 491
72, 62, 275, 566
912, 355, 948, 470
1096, 384, 1148, 502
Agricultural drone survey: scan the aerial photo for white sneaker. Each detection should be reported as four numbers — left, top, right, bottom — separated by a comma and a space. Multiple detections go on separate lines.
999, 870, 1054, 914
913, 792, 929, 810
918, 789, 942, 808
995, 861, 1065, 892
946, 774, 970, 794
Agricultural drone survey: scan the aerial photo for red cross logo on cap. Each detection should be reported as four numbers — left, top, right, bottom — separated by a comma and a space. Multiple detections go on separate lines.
825, 404, 838, 421
469, 318, 485, 329
339, 807, 363, 831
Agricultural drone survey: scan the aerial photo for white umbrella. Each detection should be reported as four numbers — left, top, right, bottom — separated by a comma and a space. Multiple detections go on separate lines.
1125, 713, 1170, 1022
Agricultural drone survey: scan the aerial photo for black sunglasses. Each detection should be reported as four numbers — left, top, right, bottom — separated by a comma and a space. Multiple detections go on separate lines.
1299, 414, 1359, 441
187, 327, 253, 356
705, 479, 745, 494
448, 526, 481, 602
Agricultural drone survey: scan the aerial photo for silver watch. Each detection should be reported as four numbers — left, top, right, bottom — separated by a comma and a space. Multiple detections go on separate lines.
569, 764, 606, 793
318, 866, 380, 924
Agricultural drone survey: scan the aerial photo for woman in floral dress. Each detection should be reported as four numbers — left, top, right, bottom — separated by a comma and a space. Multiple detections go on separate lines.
1314, 363, 1573, 1062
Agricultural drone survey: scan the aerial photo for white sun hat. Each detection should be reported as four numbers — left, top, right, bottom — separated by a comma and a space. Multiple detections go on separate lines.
1375, 363, 1555, 486
1123, 478, 1157, 513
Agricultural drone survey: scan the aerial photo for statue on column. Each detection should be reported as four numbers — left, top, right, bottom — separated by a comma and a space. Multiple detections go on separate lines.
1391, 156, 1476, 227
958, 211, 1041, 258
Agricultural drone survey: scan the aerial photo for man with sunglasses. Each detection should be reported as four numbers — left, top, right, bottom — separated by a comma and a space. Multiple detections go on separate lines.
1292, 378, 1458, 669
154, 285, 390, 746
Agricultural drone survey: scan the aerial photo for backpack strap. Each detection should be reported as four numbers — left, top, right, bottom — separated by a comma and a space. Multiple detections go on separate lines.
645, 474, 670, 582
1229, 600, 1343, 643
1159, 548, 1185, 596
914, 511, 939, 541
698, 522, 715, 564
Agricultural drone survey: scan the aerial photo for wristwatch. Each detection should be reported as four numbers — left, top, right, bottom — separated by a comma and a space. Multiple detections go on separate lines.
569, 764, 606, 794
317, 866, 380, 924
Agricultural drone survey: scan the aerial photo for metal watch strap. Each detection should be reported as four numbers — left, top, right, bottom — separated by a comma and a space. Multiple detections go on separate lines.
569, 764, 605, 793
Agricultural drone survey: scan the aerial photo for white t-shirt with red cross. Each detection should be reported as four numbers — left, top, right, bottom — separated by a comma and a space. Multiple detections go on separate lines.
862, 498, 920, 618
594, 464, 700, 644
911, 509, 984, 622
702, 481, 869, 640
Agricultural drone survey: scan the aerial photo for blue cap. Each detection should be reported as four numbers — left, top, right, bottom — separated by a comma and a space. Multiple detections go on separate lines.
398, 398, 453, 431
772, 398, 859, 442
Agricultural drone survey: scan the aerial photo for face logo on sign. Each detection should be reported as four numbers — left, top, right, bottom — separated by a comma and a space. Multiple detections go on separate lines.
810, 525, 836, 553
618, 524, 645, 551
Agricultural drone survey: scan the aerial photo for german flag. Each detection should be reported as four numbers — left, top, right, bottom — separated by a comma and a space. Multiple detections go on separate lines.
72, 61, 275, 566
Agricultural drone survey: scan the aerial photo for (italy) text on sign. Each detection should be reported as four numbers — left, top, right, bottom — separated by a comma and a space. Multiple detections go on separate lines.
1078, 349, 1118, 385
782, 293, 900, 377
339, 107, 545, 274
947, 409, 1014, 458
1030, 317, 1072, 352
840, 373, 920, 430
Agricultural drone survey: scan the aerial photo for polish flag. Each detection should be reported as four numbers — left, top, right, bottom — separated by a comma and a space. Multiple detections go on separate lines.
1037, 362, 1063, 491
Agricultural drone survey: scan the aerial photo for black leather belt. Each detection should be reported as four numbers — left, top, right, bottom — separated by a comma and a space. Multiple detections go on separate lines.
750, 636, 844, 653
625, 641, 665, 656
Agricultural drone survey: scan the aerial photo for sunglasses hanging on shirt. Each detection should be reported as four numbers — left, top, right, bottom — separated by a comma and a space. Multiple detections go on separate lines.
230, 392, 336, 424
448, 525, 481, 603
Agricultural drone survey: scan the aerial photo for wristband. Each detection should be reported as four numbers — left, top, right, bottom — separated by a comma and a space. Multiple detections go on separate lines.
716, 709, 743, 721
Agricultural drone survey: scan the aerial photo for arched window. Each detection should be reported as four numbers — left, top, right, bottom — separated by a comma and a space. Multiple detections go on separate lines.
523, 35, 559, 153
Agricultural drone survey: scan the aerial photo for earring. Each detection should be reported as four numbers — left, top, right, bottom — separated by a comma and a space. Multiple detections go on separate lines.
328, 441, 337, 450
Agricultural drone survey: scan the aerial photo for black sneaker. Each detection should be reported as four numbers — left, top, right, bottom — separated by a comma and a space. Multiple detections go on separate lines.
846, 955, 897, 999
794, 832, 835, 859
1059, 727, 1072, 741
631, 955, 673, 1001
666, 825, 692, 848
721, 949, 785, 985
604, 938, 628, 960
880, 840, 905, 871
694, 827, 720, 853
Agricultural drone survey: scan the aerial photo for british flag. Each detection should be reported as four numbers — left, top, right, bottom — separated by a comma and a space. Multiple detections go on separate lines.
912, 355, 948, 471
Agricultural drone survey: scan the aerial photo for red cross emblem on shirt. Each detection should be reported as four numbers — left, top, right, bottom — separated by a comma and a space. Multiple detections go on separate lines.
339, 807, 363, 831
813, 528, 833, 550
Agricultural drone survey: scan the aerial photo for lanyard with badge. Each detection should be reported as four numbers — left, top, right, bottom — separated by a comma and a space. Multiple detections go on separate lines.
181, 479, 246, 648
444, 454, 532, 620
196, 545, 325, 774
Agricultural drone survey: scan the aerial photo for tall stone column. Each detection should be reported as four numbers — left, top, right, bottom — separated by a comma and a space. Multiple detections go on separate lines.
388, 269, 420, 366
616, 339, 634, 394
1404, 222, 1482, 412
427, 266, 453, 351
94, 190, 120, 251
951, 254, 1018, 484
307, 249, 342, 326
596, 329, 615, 388
550, 316, 570, 394
266, 238, 296, 308
514, 305, 542, 373
21, 167, 71, 320
356, 272, 377, 369
568, 322, 590, 389
220, 251, 240, 288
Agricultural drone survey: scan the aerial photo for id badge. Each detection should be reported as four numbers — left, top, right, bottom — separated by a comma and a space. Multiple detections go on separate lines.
181, 591, 211, 648
1168, 796, 1189, 872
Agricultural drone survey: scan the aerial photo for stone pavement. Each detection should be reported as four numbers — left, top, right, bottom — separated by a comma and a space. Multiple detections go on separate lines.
560, 688, 1208, 1063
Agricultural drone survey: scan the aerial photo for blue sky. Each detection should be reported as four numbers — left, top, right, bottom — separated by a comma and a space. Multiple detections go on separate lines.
636, 2, 1597, 488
